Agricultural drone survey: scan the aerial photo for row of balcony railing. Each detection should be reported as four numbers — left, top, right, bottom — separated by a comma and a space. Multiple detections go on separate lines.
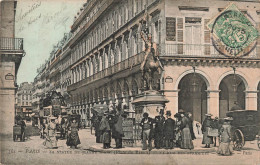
68, 52, 145, 91
67, 43, 259, 91
0, 37, 24, 50
159, 44, 258, 58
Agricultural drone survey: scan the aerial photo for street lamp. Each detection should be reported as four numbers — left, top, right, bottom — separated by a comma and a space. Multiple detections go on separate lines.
232, 66, 238, 92
190, 66, 199, 93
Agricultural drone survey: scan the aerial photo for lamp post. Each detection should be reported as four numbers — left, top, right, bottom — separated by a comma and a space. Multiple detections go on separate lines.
190, 66, 199, 93
232, 66, 238, 92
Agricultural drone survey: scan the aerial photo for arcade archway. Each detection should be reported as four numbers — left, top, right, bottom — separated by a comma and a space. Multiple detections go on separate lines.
219, 74, 246, 118
178, 73, 208, 123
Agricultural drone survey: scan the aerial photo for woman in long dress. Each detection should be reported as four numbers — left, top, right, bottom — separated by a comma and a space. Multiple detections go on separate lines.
217, 117, 233, 156
66, 119, 81, 149
44, 117, 58, 149
180, 114, 194, 149
202, 114, 213, 148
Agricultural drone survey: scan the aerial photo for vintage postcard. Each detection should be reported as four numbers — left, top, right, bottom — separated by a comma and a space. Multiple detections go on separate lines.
0, 0, 260, 164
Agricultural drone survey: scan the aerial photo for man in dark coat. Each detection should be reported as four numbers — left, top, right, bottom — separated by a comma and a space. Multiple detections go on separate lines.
164, 111, 175, 149
112, 112, 124, 149
230, 101, 243, 111
140, 112, 153, 151
99, 112, 111, 149
16, 116, 26, 141
94, 115, 103, 143
202, 114, 213, 148
154, 109, 165, 149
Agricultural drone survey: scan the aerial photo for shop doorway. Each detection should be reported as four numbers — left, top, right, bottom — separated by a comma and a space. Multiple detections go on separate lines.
219, 74, 246, 118
178, 73, 208, 123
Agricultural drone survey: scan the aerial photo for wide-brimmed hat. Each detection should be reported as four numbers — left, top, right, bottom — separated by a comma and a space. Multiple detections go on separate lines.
179, 109, 185, 113
205, 113, 213, 117
50, 116, 56, 120
174, 113, 181, 118
166, 111, 171, 116
224, 117, 233, 121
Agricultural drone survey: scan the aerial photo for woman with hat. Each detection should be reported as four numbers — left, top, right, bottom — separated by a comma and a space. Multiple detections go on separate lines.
217, 117, 233, 156
174, 113, 182, 148
180, 113, 194, 149
66, 118, 81, 149
44, 117, 58, 149
164, 111, 175, 149
202, 114, 213, 148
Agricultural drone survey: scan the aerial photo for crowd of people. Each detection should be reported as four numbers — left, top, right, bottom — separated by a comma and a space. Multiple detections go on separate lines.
14, 107, 234, 156
92, 109, 127, 149
139, 109, 195, 151
38, 115, 81, 149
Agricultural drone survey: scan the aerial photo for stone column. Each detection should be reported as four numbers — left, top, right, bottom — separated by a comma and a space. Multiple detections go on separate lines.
164, 90, 179, 117
206, 90, 220, 118
245, 90, 258, 110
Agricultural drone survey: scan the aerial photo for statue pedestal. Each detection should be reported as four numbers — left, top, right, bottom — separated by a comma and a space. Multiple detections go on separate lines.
132, 90, 169, 118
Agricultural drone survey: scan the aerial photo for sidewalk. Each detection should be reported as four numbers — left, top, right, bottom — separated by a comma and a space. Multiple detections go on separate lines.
89, 137, 217, 154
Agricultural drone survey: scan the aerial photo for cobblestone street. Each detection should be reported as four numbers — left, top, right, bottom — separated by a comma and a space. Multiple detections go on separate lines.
1, 127, 259, 165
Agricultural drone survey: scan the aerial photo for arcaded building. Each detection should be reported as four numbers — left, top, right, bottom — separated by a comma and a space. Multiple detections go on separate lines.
67, 0, 260, 124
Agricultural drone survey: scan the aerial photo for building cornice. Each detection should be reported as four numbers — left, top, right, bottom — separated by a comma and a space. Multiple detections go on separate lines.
161, 56, 260, 68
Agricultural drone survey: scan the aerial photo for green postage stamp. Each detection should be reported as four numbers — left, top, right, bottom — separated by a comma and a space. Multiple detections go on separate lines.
207, 3, 258, 57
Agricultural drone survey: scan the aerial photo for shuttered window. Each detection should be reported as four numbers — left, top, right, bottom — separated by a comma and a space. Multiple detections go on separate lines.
177, 18, 184, 54
204, 19, 211, 55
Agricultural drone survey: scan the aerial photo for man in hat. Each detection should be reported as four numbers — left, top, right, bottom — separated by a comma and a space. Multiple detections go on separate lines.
112, 110, 125, 149
154, 108, 165, 149
164, 111, 175, 149
140, 112, 153, 151
202, 114, 213, 148
16, 115, 26, 142
230, 101, 243, 111
99, 111, 111, 149
60, 116, 69, 139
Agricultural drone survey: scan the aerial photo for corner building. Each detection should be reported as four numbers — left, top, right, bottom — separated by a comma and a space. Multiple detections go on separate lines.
0, 0, 25, 135
67, 0, 260, 124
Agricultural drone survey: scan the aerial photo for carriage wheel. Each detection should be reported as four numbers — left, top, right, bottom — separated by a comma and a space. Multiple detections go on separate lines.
233, 129, 245, 151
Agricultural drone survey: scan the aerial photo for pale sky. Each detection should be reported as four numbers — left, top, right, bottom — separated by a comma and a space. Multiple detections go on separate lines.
16, 0, 85, 84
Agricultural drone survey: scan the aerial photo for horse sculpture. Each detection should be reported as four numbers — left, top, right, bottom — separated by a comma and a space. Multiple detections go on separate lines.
140, 31, 162, 90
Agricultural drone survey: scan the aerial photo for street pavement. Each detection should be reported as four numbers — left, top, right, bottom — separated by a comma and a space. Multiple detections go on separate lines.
1, 127, 260, 165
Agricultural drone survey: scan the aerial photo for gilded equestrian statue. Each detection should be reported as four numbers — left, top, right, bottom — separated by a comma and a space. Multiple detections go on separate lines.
140, 19, 163, 90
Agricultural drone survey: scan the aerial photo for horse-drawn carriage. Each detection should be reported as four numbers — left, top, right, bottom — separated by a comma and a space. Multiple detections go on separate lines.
225, 110, 260, 150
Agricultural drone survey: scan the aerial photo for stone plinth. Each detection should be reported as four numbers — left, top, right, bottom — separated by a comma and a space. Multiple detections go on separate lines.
132, 90, 169, 118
